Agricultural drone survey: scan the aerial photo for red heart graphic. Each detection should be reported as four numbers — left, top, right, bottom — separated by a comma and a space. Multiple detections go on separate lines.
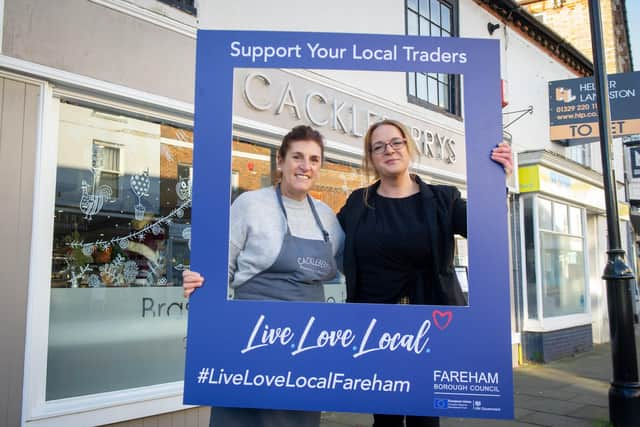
432, 310, 453, 330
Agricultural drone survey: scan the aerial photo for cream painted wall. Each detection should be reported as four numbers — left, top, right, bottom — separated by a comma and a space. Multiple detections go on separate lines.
3, 0, 196, 103
58, 103, 161, 179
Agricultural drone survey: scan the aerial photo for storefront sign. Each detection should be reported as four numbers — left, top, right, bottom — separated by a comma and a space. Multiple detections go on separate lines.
236, 69, 463, 170
185, 31, 513, 419
519, 165, 610, 211
548, 71, 640, 144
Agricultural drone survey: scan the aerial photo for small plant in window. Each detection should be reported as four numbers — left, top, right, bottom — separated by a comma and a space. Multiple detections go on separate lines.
130, 169, 151, 220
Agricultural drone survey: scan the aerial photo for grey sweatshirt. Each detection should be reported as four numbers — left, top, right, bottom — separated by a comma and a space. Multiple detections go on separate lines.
228, 186, 344, 289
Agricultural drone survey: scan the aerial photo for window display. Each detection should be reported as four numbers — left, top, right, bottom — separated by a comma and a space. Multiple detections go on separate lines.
47, 103, 193, 399
523, 196, 587, 321
46, 103, 373, 400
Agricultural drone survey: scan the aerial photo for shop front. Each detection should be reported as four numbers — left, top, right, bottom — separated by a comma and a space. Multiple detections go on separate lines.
21, 66, 486, 426
518, 150, 633, 362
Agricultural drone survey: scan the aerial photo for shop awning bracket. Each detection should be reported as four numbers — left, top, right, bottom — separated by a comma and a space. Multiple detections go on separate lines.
503, 105, 534, 129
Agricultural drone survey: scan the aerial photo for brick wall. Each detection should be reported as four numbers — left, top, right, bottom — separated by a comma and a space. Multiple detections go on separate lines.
523, 324, 593, 363
520, 0, 632, 73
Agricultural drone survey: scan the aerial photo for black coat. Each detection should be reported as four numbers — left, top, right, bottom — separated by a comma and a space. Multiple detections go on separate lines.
337, 175, 467, 305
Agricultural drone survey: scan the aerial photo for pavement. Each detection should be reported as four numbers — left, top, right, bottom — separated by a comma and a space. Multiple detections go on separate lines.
320, 326, 640, 427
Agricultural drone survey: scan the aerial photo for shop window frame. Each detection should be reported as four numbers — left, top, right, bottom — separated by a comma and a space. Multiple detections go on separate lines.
24, 89, 370, 426
87, 0, 197, 38
405, 0, 461, 119
520, 194, 592, 333
22, 91, 197, 427
520, 195, 540, 321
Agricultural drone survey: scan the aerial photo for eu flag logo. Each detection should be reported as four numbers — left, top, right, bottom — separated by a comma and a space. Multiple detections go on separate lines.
433, 399, 448, 409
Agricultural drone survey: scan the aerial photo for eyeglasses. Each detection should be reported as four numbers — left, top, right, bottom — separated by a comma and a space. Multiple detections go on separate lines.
371, 138, 407, 155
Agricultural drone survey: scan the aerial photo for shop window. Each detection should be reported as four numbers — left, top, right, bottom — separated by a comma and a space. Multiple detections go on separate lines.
538, 198, 587, 318
538, 198, 552, 231
567, 144, 591, 167
540, 233, 586, 317
231, 139, 273, 200
157, 0, 196, 15
552, 202, 568, 234
523, 197, 538, 319
569, 206, 582, 236
406, 0, 460, 115
48, 103, 193, 400
312, 158, 367, 213
231, 170, 240, 192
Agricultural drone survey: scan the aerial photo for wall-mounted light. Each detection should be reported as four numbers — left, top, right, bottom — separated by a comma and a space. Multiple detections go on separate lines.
488, 22, 501, 35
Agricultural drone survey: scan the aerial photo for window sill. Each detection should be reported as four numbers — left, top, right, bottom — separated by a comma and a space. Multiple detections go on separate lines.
24, 382, 191, 427
407, 95, 462, 122
523, 313, 592, 332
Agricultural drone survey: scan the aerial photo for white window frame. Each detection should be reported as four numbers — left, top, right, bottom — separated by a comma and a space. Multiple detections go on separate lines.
92, 140, 123, 197
88, 0, 196, 38
567, 143, 592, 168
405, 0, 460, 116
520, 194, 592, 332
92, 140, 122, 175
23, 87, 195, 427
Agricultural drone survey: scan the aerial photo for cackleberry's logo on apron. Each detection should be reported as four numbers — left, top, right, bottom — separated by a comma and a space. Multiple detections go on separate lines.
297, 256, 331, 275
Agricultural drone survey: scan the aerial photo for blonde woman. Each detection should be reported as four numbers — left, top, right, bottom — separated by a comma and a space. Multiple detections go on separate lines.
337, 119, 512, 427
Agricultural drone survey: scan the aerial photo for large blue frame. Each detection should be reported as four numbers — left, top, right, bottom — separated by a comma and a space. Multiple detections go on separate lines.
184, 30, 513, 419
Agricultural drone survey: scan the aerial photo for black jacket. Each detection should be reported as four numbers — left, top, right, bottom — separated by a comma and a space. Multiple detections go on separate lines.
337, 175, 467, 305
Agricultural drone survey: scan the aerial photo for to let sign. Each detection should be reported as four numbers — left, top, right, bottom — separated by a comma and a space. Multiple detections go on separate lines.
548, 71, 640, 144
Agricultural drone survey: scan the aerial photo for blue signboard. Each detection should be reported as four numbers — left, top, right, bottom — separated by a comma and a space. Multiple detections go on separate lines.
548, 71, 640, 143
184, 30, 513, 419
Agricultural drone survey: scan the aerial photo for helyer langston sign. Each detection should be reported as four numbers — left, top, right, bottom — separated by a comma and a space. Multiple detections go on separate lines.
548, 71, 640, 144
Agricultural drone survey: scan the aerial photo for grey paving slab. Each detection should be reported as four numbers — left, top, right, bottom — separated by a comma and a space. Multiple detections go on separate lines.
561, 384, 609, 399
320, 422, 352, 427
442, 417, 539, 426
513, 407, 535, 419
320, 419, 358, 427
527, 386, 581, 400
321, 412, 370, 427
568, 393, 608, 407
519, 411, 596, 427
513, 395, 586, 415
565, 404, 609, 421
